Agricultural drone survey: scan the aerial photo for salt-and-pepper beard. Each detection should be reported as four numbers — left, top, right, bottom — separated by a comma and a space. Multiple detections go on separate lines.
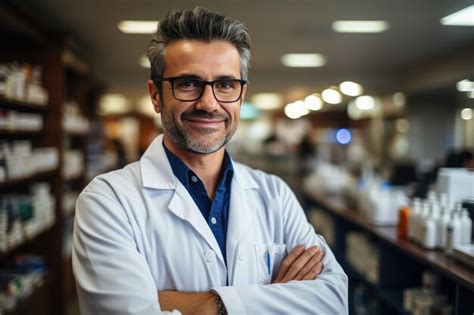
160, 103, 238, 154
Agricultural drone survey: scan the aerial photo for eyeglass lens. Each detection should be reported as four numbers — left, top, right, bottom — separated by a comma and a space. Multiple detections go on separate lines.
172, 78, 243, 102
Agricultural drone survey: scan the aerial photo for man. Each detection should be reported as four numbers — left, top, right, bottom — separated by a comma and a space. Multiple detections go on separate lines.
73, 7, 347, 315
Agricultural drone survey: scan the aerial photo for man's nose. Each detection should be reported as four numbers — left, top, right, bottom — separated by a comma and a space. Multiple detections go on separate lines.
195, 85, 220, 112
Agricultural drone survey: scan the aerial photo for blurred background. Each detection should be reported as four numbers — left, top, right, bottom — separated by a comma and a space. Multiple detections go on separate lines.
0, 1, 473, 314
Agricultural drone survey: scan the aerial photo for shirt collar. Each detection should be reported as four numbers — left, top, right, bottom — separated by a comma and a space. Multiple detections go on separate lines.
140, 134, 257, 190
162, 141, 234, 191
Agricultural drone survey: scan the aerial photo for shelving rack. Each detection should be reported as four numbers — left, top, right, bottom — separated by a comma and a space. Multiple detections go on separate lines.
303, 193, 474, 315
0, 1, 101, 314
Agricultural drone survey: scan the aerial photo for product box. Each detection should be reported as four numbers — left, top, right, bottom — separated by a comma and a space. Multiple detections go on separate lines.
452, 244, 474, 269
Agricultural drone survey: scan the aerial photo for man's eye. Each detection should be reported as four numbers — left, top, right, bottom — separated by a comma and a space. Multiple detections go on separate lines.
176, 79, 200, 88
216, 80, 234, 89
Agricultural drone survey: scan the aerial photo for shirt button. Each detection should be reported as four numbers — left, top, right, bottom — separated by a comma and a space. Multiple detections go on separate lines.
191, 176, 198, 183
204, 250, 215, 262
210, 217, 217, 224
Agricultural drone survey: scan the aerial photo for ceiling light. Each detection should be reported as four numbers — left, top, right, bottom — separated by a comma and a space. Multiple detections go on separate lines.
322, 88, 342, 104
304, 94, 323, 111
339, 81, 363, 96
355, 95, 375, 110
118, 20, 158, 34
139, 55, 150, 68
457, 79, 474, 92
332, 20, 389, 33
284, 101, 309, 119
469, 91, 474, 99
393, 92, 406, 107
395, 119, 410, 133
461, 108, 473, 120
441, 5, 474, 26
281, 54, 326, 67
251, 93, 283, 110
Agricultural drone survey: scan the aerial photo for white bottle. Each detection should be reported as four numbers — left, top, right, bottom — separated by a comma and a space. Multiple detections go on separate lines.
421, 208, 437, 249
416, 201, 430, 244
437, 206, 451, 249
460, 209, 472, 245
408, 198, 421, 242
445, 210, 462, 254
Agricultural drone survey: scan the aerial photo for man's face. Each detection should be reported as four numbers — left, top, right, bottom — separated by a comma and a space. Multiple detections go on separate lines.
148, 39, 246, 154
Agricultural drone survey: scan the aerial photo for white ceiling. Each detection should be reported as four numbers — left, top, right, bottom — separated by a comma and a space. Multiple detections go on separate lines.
22, 0, 474, 104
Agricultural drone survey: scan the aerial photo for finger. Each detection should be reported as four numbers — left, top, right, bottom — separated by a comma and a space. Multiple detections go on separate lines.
294, 249, 324, 280
280, 246, 319, 283
272, 244, 305, 283
300, 251, 325, 280
303, 261, 324, 280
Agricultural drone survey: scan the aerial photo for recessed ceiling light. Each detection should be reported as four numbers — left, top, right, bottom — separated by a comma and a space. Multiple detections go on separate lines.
393, 92, 406, 107
322, 88, 342, 104
332, 20, 389, 33
304, 94, 323, 111
355, 95, 375, 110
139, 55, 150, 68
461, 108, 473, 120
284, 101, 309, 119
118, 20, 158, 34
339, 81, 363, 96
251, 93, 283, 110
441, 5, 474, 26
457, 79, 474, 92
281, 54, 326, 67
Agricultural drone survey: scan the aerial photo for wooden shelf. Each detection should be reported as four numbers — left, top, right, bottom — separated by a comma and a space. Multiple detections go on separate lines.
0, 224, 55, 260
0, 97, 48, 112
0, 169, 57, 189
0, 129, 43, 138
305, 193, 474, 291
0, 3, 101, 314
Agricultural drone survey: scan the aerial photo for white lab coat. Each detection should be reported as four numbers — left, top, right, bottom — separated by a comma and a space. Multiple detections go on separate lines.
72, 134, 348, 315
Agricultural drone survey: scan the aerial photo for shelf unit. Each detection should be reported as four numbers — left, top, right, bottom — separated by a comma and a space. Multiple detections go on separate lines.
4, 274, 51, 315
303, 193, 474, 315
0, 2, 101, 314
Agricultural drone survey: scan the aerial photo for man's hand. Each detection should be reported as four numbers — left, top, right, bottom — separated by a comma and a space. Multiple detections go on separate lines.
272, 244, 324, 284
158, 291, 218, 315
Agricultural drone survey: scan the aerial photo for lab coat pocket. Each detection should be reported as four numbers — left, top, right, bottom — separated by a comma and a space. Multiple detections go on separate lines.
254, 243, 287, 284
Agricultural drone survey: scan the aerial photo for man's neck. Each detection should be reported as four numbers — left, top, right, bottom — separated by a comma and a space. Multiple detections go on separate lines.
163, 136, 225, 199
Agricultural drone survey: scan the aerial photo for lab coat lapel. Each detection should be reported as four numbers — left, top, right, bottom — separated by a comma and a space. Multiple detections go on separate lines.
167, 183, 225, 265
226, 164, 259, 283
141, 135, 225, 265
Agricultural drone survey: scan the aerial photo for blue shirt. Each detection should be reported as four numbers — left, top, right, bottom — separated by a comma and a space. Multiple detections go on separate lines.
163, 143, 234, 262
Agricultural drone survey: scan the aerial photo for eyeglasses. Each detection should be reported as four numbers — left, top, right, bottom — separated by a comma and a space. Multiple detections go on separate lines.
153, 76, 247, 103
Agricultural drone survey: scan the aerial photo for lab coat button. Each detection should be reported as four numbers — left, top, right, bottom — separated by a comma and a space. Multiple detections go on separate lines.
205, 250, 215, 262
238, 252, 245, 261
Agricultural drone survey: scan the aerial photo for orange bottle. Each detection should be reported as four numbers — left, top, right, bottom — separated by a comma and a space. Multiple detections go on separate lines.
397, 206, 411, 239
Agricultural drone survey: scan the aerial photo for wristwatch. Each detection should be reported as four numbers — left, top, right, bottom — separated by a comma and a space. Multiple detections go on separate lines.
210, 290, 227, 315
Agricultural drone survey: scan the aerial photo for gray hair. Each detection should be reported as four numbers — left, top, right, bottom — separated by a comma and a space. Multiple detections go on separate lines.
146, 7, 251, 80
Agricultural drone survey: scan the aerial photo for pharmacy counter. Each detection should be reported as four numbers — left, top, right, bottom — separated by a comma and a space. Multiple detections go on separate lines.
303, 192, 474, 315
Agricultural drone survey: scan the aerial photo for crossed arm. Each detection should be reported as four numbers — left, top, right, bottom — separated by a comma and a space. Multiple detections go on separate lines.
158, 245, 324, 314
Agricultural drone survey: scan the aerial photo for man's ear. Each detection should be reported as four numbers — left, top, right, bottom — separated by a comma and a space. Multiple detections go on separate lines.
147, 80, 161, 113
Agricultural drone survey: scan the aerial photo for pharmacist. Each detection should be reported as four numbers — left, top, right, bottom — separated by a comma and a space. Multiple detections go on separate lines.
72, 7, 347, 315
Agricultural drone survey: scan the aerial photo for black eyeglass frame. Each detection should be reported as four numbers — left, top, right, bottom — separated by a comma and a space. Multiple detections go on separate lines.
152, 76, 247, 103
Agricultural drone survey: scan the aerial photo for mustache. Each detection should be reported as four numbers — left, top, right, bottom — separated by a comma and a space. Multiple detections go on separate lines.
181, 109, 229, 121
